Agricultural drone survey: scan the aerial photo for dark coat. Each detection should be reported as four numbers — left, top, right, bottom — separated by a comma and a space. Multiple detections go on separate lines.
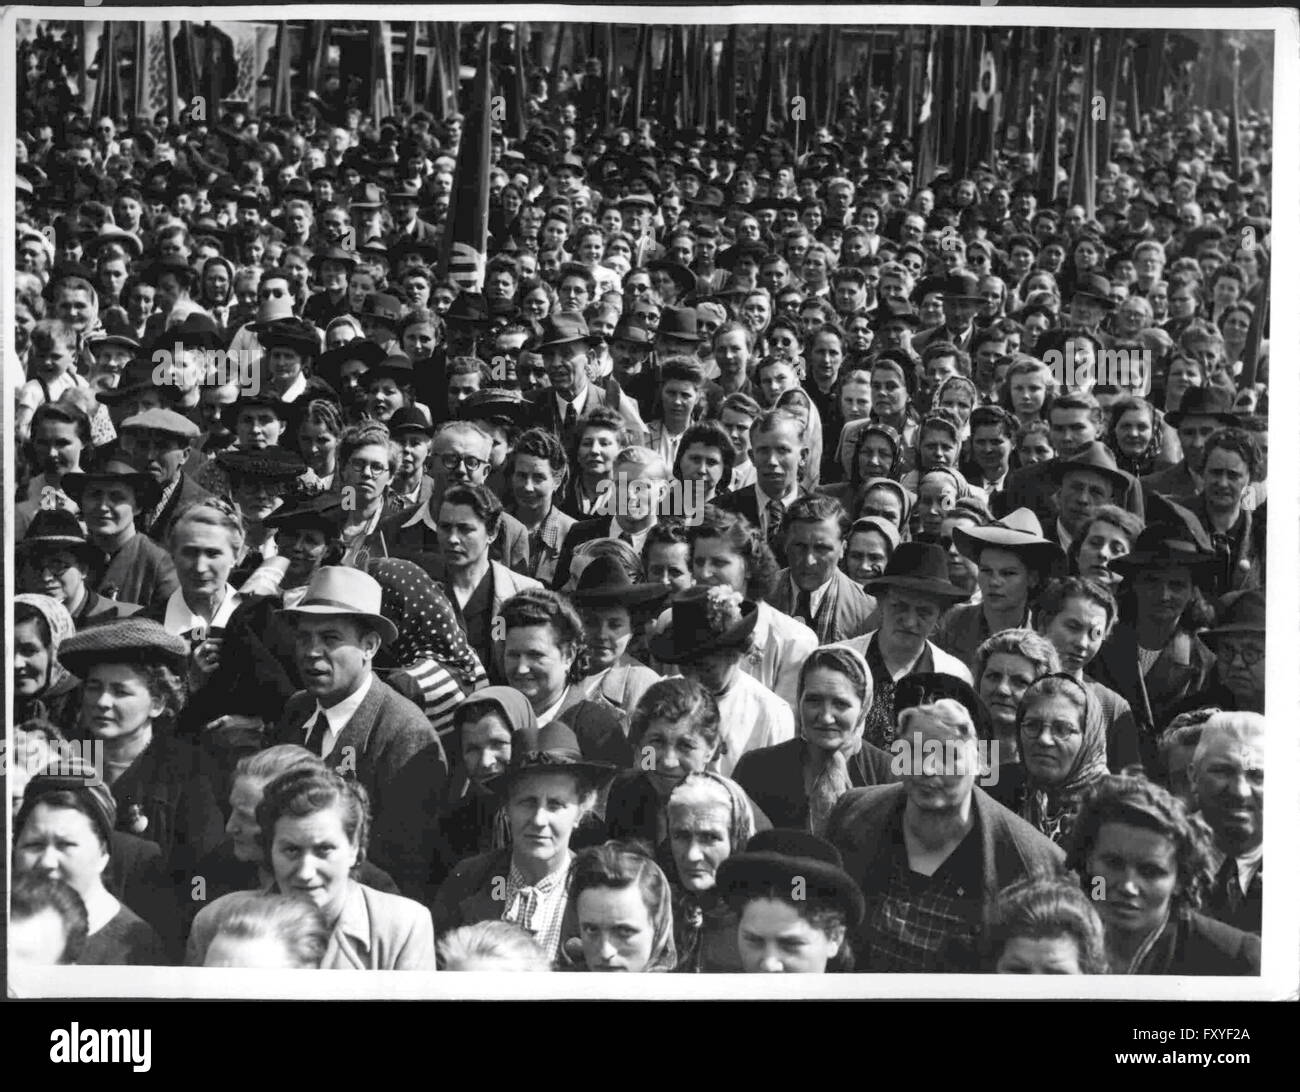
70, 588, 143, 628
994, 457, 1144, 527
733, 738, 896, 831
767, 567, 878, 644
274, 676, 450, 900
1135, 909, 1261, 975
96, 531, 178, 614
604, 769, 773, 847
106, 829, 184, 962
381, 500, 531, 576
549, 515, 615, 591
525, 381, 641, 447
140, 473, 216, 547
827, 782, 1065, 971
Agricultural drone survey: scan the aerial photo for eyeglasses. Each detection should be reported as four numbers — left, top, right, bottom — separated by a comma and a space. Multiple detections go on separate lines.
1217, 641, 1264, 666
436, 453, 486, 472
1020, 718, 1083, 741
34, 557, 79, 576
346, 458, 390, 477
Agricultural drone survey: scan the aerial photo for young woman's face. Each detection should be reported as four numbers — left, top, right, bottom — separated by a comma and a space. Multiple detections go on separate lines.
1076, 520, 1130, 587
996, 935, 1084, 974
582, 604, 633, 674
271, 805, 359, 923
503, 624, 574, 711
1165, 359, 1203, 402
919, 427, 960, 471
738, 898, 841, 973
507, 769, 586, 869
577, 428, 619, 476
81, 662, 164, 741
1086, 821, 1178, 939
1017, 434, 1055, 467
578, 884, 656, 972
915, 479, 957, 534
690, 537, 748, 595
1010, 372, 1048, 418
668, 803, 732, 893
367, 378, 406, 421
977, 547, 1033, 614
1019, 693, 1085, 786
1133, 567, 1194, 629
15, 803, 110, 898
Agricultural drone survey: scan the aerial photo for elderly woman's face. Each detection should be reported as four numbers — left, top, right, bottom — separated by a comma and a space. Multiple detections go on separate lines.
899, 715, 979, 812
15, 803, 110, 899
504, 623, 575, 712
13, 618, 52, 699
1086, 821, 1178, 939
1020, 693, 1085, 787
844, 529, 891, 587
668, 802, 732, 893
578, 884, 656, 972
173, 518, 238, 599
507, 769, 586, 868
978, 652, 1039, 734
82, 662, 164, 742
800, 666, 864, 753
271, 803, 359, 922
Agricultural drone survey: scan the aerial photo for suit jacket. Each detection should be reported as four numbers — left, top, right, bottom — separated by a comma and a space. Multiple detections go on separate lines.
141, 473, 216, 547
827, 782, 1064, 970
733, 738, 896, 830
549, 515, 615, 591
386, 217, 440, 247
96, 532, 178, 615
525, 381, 644, 447
71, 588, 143, 628
715, 483, 816, 565
1135, 909, 1261, 976
768, 567, 878, 644
382, 498, 531, 576
431, 847, 581, 964
911, 323, 978, 356
274, 676, 450, 900
994, 456, 1144, 526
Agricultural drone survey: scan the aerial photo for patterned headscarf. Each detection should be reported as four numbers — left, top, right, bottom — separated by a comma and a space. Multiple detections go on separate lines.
16, 593, 76, 693
1019, 675, 1107, 845
368, 558, 485, 695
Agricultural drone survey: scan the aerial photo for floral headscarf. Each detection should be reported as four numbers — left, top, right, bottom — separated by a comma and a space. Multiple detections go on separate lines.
15, 593, 75, 693
367, 558, 486, 695
1018, 675, 1108, 845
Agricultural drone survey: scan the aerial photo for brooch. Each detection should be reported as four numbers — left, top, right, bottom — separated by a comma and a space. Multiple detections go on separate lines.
127, 804, 149, 835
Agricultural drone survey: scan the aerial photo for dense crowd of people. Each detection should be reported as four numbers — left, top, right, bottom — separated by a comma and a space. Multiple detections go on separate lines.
9, 21, 1268, 978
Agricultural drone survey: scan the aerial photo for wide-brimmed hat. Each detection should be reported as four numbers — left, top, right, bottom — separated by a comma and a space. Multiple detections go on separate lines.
276, 566, 399, 645
571, 556, 673, 610
1047, 442, 1134, 496
443, 291, 493, 326
316, 340, 388, 383
216, 446, 308, 483
159, 312, 224, 352
484, 721, 618, 795
1071, 272, 1118, 309
716, 828, 865, 926
939, 270, 983, 302
1165, 386, 1241, 428
866, 541, 969, 603
1199, 589, 1265, 646
1107, 523, 1221, 582
460, 388, 531, 426
359, 292, 405, 325
952, 507, 1065, 573
535, 312, 593, 352
655, 305, 700, 343
611, 314, 655, 345
61, 454, 163, 511
17, 509, 103, 571
894, 671, 983, 726
81, 224, 144, 259
139, 254, 196, 287
256, 317, 321, 359
387, 405, 436, 436
220, 392, 293, 432
647, 259, 698, 299
349, 182, 387, 209
59, 617, 190, 678
648, 585, 759, 663
365, 354, 416, 387
309, 245, 360, 273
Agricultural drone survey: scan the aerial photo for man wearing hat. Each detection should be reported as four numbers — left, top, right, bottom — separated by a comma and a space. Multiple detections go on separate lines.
118, 407, 216, 545
1141, 386, 1243, 504
525, 313, 645, 445
910, 271, 985, 355
256, 316, 333, 405
1049, 442, 1137, 553
274, 566, 448, 898
833, 542, 974, 748
385, 177, 439, 246
1171, 590, 1265, 718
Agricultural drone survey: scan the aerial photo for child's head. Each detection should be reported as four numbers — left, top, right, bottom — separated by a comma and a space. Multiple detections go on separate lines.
1015, 419, 1056, 466
28, 320, 79, 378
986, 875, 1108, 974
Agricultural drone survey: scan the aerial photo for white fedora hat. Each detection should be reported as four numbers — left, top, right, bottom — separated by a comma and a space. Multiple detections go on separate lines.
277, 566, 399, 646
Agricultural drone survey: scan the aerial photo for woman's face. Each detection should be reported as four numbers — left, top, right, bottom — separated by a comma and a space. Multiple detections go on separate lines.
1165, 359, 1203, 402
978, 652, 1039, 733
870, 369, 907, 418
681, 650, 742, 697
15, 803, 109, 898
919, 427, 960, 471
298, 420, 339, 473
237, 408, 285, 450
82, 662, 163, 741
225, 775, 265, 862
1010, 372, 1047, 418
738, 898, 841, 973
645, 543, 692, 595
1019, 693, 1085, 786
1086, 821, 1178, 939
799, 665, 864, 753
578, 884, 656, 972
690, 537, 748, 595
996, 935, 1084, 974
582, 604, 633, 674
577, 428, 619, 477
766, 327, 800, 363
915, 478, 957, 535
504, 623, 574, 711
1133, 567, 1194, 630
844, 529, 890, 587
401, 323, 437, 360
1077, 520, 1130, 587
271, 804, 359, 923
641, 717, 716, 796
523, 287, 550, 320
203, 263, 231, 302
1017, 433, 1055, 467
461, 711, 513, 785
977, 547, 1033, 614
860, 487, 903, 527
1168, 287, 1197, 320
507, 769, 586, 868
233, 477, 283, 524
277, 527, 331, 585
668, 802, 732, 893
367, 378, 406, 421
1115, 408, 1153, 457
856, 434, 896, 480
24, 549, 87, 605
938, 386, 975, 430
13, 618, 52, 699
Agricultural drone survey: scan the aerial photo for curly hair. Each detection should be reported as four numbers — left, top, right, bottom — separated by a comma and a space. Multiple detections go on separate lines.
257, 766, 372, 867
500, 588, 587, 682
136, 661, 188, 723
629, 676, 722, 752
973, 628, 1061, 693
688, 505, 780, 601
984, 873, 1109, 974
1064, 773, 1216, 912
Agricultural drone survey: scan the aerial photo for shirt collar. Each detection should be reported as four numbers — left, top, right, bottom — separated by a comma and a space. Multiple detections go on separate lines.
755, 481, 800, 509
316, 671, 374, 721
1056, 518, 1075, 553
535, 686, 570, 727
556, 385, 589, 417
163, 584, 241, 636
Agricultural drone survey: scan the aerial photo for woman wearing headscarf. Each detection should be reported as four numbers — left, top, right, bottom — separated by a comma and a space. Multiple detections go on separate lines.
564, 840, 678, 972
733, 646, 895, 835
198, 255, 237, 333
368, 557, 488, 735
858, 476, 914, 536
664, 772, 757, 972
1011, 674, 1109, 845
14, 594, 80, 729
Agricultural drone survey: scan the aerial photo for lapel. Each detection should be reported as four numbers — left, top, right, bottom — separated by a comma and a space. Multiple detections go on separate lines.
328, 677, 386, 767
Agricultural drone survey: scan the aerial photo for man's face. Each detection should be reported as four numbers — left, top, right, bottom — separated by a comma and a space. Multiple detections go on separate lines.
122, 427, 189, 485
786, 517, 845, 591
1049, 408, 1098, 458
294, 616, 377, 706
750, 419, 805, 497
1177, 415, 1222, 474
1057, 470, 1115, 535
430, 429, 491, 492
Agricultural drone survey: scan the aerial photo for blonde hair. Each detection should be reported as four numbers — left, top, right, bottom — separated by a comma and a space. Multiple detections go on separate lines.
171, 499, 246, 555
898, 699, 979, 740
437, 921, 551, 971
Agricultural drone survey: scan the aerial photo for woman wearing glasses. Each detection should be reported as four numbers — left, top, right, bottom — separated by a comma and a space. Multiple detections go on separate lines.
335, 423, 402, 567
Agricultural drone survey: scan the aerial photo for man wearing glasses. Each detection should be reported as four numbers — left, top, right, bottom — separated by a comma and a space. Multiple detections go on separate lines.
385, 421, 530, 575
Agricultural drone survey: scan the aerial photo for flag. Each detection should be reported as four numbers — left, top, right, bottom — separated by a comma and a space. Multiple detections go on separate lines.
626, 25, 649, 127
1038, 31, 1062, 202
162, 20, 179, 122
1239, 289, 1268, 388
1069, 32, 1097, 219
751, 24, 775, 140
1227, 43, 1243, 177
1126, 40, 1143, 138
270, 21, 291, 116
914, 27, 938, 187
92, 23, 122, 121
402, 22, 419, 110
505, 21, 528, 140
369, 21, 394, 120
440, 24, 493, 292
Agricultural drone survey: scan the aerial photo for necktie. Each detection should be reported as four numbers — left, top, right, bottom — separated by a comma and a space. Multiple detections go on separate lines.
563, 402, 577, 432
1218, 857, 1243, 918
766, 498, 785, 540
304, 711, 328, 757
795, 588, 814, 628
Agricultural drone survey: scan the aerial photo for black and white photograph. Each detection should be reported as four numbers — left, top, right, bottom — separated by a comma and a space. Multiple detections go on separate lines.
3, 4, 1295, 1012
